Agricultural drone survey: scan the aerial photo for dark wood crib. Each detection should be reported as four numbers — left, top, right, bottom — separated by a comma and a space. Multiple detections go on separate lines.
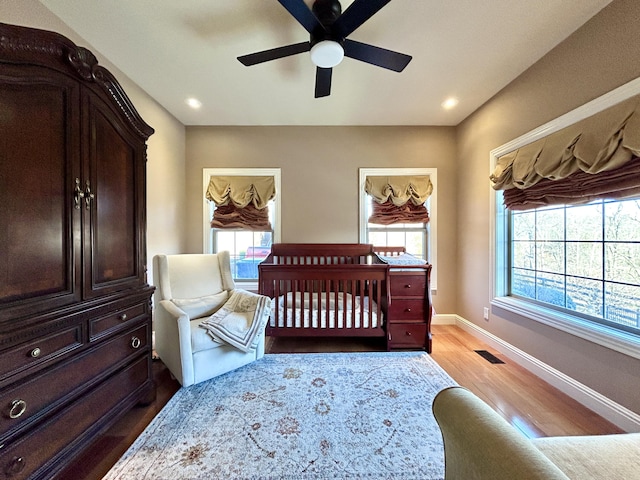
258, 243, 433, 352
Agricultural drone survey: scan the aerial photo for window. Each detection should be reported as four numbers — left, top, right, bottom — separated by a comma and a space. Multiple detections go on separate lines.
367, 216, 427, 258
510, 199, 640, 334
359, 168, 437, 290
491, 77, 640, 358
203, 168, 281, 284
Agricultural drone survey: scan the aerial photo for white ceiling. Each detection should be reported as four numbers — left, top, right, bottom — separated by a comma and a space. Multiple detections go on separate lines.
40, 0, 612, 126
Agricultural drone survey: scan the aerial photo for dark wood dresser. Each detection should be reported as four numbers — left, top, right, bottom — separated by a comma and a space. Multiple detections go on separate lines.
384, 265, 433, 353
0, 23, 155, 479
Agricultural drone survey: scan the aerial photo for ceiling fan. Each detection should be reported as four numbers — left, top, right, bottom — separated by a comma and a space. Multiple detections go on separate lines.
237, 0, 412, 98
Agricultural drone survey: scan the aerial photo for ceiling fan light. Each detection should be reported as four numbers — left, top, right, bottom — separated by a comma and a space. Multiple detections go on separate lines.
310, 40, 344, 68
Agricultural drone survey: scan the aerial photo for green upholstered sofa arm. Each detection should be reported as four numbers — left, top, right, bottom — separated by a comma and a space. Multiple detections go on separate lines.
432, 386, 570, 480
433, 386, 640, 480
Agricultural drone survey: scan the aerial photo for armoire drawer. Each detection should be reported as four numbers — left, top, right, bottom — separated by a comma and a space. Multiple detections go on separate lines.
90, 301, 147, 340
386, 299, 425, 320
388, 323, 427, 349
388, 275, 426, 297
0, 322, 148, 439
0, 355, 150, 480
0, 323, 84, 381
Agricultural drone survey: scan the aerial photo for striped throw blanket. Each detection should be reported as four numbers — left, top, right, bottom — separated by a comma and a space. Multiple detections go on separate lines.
200, 289, 271, 352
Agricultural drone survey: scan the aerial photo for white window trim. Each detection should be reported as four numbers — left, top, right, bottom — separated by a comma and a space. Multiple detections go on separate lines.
489, 77, 640, 360
202, 168, 282, 288
359, 167, 438, 291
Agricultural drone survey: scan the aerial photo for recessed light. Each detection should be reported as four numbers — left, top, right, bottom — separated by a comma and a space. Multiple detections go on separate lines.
186, 97, 202, 109
441, 97, 459, 110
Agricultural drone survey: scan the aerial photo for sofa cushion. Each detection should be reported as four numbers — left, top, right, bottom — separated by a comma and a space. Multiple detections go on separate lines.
533, 433, 640, 480
172, 291, 229, 319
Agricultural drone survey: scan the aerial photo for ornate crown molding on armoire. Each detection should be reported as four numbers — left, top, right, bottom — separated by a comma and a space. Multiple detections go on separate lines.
0, 22, 155, 479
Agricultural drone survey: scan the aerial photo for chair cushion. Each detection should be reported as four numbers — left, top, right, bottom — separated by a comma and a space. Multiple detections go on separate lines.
191, 317, 225, 353
172, 291, 229, 319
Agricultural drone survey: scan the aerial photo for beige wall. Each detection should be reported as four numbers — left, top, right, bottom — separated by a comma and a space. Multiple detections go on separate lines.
457, 0, 640, 415
5, 0, 188, 282
186, 126, 457, 314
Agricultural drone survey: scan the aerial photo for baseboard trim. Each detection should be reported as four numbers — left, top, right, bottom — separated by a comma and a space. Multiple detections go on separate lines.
453, 315, 640, 432
432, 313, 457, 325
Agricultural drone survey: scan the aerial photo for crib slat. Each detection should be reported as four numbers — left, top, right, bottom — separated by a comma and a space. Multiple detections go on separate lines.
275, 279, 281, 328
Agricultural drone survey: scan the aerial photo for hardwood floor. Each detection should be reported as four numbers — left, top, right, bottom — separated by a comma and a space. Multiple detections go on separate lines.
61, 325, 622, 479
428, 325, 623, 438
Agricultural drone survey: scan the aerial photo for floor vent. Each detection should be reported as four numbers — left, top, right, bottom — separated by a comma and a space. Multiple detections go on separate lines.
474, 350, 505, 364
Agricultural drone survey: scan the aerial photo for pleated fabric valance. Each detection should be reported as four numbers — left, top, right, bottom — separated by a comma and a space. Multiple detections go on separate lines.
365, 176, 432, 224
206, 176, 275, 209
365, 176, 433, 206
490, 93, 640, 209
498, 156, 640, 210
206, 176, 275, 230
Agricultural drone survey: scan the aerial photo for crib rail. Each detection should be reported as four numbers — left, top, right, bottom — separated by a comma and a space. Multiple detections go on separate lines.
259, 263, 387, 337
267, 243, 375, 266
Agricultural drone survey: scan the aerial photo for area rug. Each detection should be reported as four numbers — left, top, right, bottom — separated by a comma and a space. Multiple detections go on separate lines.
103, 352, 457, 480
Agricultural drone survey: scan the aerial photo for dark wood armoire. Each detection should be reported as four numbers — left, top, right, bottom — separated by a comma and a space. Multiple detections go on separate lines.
0, 22, 155, 479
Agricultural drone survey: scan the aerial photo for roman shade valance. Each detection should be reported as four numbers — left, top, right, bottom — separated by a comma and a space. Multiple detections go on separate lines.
365, 175, 432, 224
206, 176, 275, 230
365, 175, 433, 206
206, 176, 275, 209
490, 93, 640, 209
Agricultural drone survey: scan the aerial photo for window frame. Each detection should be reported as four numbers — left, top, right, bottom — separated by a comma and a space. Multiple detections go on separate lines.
490, 77, 640, 360
202, 168, 281, 285
359, 167, 438, 291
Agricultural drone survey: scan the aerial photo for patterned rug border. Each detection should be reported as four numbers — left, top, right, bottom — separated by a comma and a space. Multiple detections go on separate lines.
105, 351, 456, 480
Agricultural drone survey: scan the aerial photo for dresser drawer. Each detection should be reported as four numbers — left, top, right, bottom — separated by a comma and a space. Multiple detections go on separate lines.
0, 323, 148, 439
389, 274, 426, 297
388, 323, 427, 349
0, 355, 150, 480
90, 301, 147, 340
0, 323, 84, 381
387, 299, 425, 320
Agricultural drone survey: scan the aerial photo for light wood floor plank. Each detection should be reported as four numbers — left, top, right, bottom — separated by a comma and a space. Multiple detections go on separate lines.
428, 325, 623, 437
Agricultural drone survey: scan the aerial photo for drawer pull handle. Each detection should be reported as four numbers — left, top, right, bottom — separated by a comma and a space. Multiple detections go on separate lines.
119, 313, 128, 321
405, 284, 411, 289
405, 331, 412, 336
131, 336, 141, 349
9, 399, 27, 419
5, 456, 26, 475
30, 347, 41, 358
405, 308, 412, 313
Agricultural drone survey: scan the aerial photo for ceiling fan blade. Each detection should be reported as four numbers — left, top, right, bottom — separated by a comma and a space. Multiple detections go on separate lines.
278, 0, 325, 35
238, 41, 310, 66
332, 0, 391, 38
315, 67, 332, 98
343, 39, 411, 72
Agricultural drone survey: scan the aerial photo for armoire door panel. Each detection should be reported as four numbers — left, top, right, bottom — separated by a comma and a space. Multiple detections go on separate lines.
83, 91, 142, 298
1, 22, 155, 479
0, 76, 81, 321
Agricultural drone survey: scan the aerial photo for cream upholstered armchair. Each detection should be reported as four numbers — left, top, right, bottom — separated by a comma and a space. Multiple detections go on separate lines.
153, 252, 266, 387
